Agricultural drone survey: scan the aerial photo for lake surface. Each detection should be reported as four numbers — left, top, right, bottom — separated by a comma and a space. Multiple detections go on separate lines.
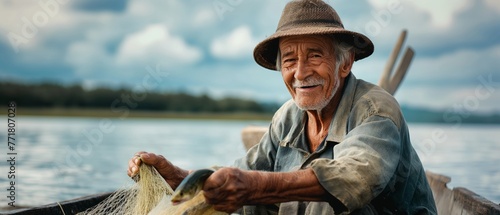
0, 116, 499, 208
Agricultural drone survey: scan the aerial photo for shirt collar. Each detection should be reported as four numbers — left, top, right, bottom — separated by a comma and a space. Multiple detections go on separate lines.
325, 73, 357, 143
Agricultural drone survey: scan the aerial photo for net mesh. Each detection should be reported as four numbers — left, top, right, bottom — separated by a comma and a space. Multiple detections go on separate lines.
77, 164, 226, 215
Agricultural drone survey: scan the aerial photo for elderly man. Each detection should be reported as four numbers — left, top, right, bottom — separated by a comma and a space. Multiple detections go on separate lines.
128, 0, 437, 214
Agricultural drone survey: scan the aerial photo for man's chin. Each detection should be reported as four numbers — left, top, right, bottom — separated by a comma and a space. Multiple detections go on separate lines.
293, 89, 337, 111
294, 101, 325, 111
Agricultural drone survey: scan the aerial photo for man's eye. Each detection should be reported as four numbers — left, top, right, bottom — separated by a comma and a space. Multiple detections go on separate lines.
283, 58, 296, 63
311, 54, 322, 58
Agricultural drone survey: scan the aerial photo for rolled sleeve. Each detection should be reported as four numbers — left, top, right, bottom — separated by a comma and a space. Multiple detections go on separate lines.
310, 115, 401, 212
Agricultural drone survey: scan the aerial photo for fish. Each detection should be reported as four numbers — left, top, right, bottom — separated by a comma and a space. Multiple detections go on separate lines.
171, 168, 215, 206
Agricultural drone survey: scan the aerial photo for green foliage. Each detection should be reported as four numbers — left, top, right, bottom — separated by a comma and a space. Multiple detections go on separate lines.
0, 81, 277, 113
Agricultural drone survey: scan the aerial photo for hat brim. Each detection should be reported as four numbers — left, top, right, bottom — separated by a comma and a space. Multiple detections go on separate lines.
253, 26, 374, 71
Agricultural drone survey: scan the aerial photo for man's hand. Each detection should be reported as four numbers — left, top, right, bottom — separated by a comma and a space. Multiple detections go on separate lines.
202, 167, 258, 213
202, 168, 330, 213
127, 151, 189, 190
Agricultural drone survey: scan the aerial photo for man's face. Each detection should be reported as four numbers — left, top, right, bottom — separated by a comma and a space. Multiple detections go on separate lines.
279, 35, 342, 111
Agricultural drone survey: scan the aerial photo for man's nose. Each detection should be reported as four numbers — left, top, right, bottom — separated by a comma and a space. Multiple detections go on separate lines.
294, 59, 311, 80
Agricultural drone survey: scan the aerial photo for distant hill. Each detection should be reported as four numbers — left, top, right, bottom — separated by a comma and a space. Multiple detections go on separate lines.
0, 81, 276, 114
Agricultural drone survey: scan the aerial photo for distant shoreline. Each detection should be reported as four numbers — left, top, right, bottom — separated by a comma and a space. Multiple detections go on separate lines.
10, 108, 273, 121
5, 108, 500, 124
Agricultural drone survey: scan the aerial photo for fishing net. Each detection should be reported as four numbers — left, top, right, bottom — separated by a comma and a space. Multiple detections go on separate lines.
77, 164, 226, 215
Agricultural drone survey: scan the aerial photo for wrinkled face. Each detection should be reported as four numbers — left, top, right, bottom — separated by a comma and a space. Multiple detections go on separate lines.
279, 35, 341, 111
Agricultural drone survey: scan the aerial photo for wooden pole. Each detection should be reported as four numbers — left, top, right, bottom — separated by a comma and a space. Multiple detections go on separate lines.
388, 47, 414, 95
378, 30, 407, 91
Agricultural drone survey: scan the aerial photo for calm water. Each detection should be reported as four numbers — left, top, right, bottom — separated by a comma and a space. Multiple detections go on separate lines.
0, 116, 499, 208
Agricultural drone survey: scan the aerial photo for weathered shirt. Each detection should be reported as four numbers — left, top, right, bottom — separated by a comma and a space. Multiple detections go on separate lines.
234, 74, 437, 215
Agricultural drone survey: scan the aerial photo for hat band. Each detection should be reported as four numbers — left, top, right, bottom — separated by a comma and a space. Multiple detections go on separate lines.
278, 19, 344, 31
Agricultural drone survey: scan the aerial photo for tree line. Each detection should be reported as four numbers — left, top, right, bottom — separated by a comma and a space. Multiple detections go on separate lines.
0, 82, 280, 113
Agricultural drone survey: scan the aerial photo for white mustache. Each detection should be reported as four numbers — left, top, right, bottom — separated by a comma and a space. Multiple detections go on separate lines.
292, 77, 325, 88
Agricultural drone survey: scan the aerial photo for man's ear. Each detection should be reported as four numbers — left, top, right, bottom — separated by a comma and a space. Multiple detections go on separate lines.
340, 52, 354, 78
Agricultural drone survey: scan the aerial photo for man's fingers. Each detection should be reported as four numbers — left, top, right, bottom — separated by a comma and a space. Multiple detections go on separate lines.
128, 160, 138, 176
128, 151, 188, 188
134, 151, 147, 164
138, 153, 174, 178
203, 171, 225, 192
139, 153, 161, 166
203, 187, 224, 205
128, 151, 148, 178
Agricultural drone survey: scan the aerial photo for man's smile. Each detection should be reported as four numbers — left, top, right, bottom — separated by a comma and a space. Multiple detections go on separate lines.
295, 84, 321, 93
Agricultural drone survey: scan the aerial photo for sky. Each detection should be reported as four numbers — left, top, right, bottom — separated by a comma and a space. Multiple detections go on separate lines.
1, 0, 499, 113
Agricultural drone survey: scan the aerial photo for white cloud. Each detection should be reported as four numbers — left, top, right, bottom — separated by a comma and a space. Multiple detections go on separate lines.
367, 0, 471, 28
116, 24, 202, 67
0, 1, 49, 32
485, 0, 500, 13
126, 0, 151, 16
393, 44, 500, 112
65, 40, 112, 76
0, 0, 68, 51
409, 0, 471, 27
210, 26, 258, 59
192, 8, 217, 27
410, 45, 500, 81
63, 24, 124, 78
125, 0, 172, 17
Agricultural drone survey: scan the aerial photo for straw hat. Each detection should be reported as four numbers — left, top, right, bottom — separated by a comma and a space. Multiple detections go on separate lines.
253, 0, 374, 70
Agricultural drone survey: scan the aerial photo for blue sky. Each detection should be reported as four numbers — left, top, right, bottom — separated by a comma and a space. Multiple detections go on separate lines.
1, 0, 499, 112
